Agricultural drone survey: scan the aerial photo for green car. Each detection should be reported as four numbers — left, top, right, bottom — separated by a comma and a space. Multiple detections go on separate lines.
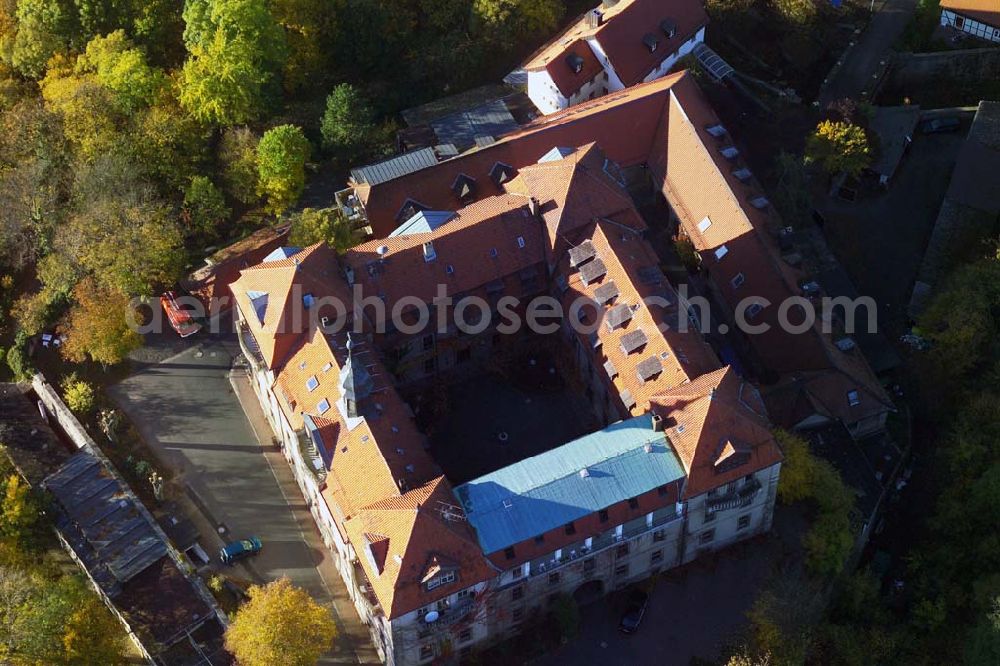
220, 537, 262, 566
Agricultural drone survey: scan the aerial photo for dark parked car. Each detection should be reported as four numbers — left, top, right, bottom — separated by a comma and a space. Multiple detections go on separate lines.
919, 116, 961, 134
220, 537, 262, 565
618, 589, 649, 634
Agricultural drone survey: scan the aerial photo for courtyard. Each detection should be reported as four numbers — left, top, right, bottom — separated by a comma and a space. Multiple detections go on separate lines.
417, 341, 601, 485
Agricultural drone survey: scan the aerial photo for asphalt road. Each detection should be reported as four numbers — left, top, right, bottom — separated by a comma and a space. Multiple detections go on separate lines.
109, 337, 372, 664
819, 0, 918, 106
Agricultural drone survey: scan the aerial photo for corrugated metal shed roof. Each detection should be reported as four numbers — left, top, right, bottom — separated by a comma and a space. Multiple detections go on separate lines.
455, 415, 685, 555
44, 453, 167, 585
351, 148, 438, 186
430, 99, 519, 151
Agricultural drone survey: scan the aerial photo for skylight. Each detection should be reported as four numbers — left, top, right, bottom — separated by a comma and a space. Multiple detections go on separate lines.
714, 245, 729, 261
306, 376, 319, 392
317, 398, 331, 414
847, 390, 861, 407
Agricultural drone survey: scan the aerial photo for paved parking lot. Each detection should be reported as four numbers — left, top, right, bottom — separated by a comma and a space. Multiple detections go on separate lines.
109, 337, 378, 664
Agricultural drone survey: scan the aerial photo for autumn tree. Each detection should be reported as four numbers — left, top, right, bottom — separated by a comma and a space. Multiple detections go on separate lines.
61, 373, 96, 416
257, 124, 310, 215
775, 430, 813, 504
179, 0, 288, 125
288, 208, 357, 252
77, 31, 167, 112
805, 120, 872, 177
473, 0, 564, 38
0, 476, 37, 549
772, 0, 818, 25
225, 577, 336, 666
62, 279, 143, 366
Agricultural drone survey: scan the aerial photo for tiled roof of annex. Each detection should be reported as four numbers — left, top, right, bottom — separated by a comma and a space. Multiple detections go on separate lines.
523, 0, 709, 89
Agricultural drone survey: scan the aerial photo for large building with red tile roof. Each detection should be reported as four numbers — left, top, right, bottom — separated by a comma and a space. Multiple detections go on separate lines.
228, 69, 890, 666
521, 0, 708, 114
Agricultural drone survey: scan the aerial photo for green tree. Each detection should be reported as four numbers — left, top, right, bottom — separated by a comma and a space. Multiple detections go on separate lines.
77, 30, 167, 112
10, 0, 70, 79
131, 95, 211, 190
256, 124, 309, 215
320, 83, 374, 162
805, 120, 872, 177
62, 279, 143, 366
775, 430, 813, 504
966, 597, 1000, 666
179, 0, 288, 125
61, 374, 95, 416
551, 594, 580, 640
772, 0, 818, 25
183, 176, 230, 239
40, 56, 124, 161
225, 577, 336, 666
473, 0, 564, 38
288, 208, 357, 252
0, 476, 37, 548
218, 126, 260, 204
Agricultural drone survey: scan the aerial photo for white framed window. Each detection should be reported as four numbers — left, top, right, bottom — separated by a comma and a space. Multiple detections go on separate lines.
517, 236, 525, 248
306, 376, 319, 391
697, 216, 712, 232
426, 570, 456, 591
714, 245, 729, 261
731, 272, 745, 289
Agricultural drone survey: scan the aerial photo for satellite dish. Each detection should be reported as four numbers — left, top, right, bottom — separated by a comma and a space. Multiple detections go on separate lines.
424, 610, 440, 623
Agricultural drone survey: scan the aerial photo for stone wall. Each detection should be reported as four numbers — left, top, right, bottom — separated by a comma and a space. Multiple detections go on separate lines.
880, 48, 1000, 103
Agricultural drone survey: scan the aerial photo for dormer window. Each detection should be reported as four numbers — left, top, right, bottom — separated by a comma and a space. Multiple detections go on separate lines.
423, 242, 437, 262
452, 174, 476, 201
490, 162, 515, 187
566, 53, 585, 74
396, 198, 428, 222
643, 33, 659, 52
425, 570, 457, 592
660, 19, 677, 39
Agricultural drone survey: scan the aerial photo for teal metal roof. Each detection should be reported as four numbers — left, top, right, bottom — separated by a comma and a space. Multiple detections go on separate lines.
389, 210, 456, 237
455, 415, 686, 555
538, 146, 575, 163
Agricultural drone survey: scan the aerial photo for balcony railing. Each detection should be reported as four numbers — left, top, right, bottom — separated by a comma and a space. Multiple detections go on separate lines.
706, 478, 762, 515
238, 320, 265, 367
297, 431, 328, 483
413, 597, 477, 637
527, 510, 683, 578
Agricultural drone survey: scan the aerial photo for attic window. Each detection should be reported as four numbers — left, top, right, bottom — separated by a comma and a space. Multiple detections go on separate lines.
489, 247, 499, 258
517, 236, 526, 248
564, 522, 577, 535
847, 390, 861, 407
306, 376, 319, 392
446, 264, 455, 275
504, 546, 516, 560
733, 167, 752, 181
396, 198, 428, 222
566, 53, 585, 74
705, 124, 727, 138
697, 217, 712, 232
643, 33, 659, 52
714, 245, 729, 261
425, 570, 457, 591
720, 146, 739, 160
660, 19, 677, 38
747, 303, 763, 318
322, 362, 333, 372
452, 174, 476, 201
750, 196, 770, 209
490, 162, 515, 187
317, 398, 331, 414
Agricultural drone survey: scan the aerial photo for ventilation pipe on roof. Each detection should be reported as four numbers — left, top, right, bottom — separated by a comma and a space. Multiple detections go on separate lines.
586, 9, 603, 28
528, 197, 539, 218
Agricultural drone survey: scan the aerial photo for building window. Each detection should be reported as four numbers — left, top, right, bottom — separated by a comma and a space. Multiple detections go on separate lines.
714, 245, 729, 261
955, 15, 964, 28
615, 563, 629, 577
599, 509, 609, 523
583, 558, 595, 573
738, 514, 751, 531
504, 546, 516, 560
459, 628, 473, 644
628, 497, 639, 510
512, 586, 524, 601
847, 390, 861, 407
420, 644, 433, 661
512, 607, 524, 623
700, 529, 715, 544
549, 572, 560, 585
534, 534, 545, 545
653, 529, 666, 542
458, 588, 474, 600
704, 511, 716, 524
616, 543, 629, 557
657, 484, 669, 496
565, 522, 577, 536
425, 570, 456, 591
651, 550, 663, 565
731, 272, 745, 289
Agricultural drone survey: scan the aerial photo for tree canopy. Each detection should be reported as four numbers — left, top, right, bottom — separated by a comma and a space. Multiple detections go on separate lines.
225, 577, 336, 666
288, 207, 357, 252
257, 124, 310, 215
805, 120, 872, 177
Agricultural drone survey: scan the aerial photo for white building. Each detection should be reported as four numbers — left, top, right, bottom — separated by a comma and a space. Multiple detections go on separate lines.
940, 0, 1000, 43
522, 0, 708, 114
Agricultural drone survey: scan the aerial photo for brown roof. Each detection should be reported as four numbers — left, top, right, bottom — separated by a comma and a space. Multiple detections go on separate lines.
355, 71, 691, 237
184, 224, 291, 310
940, 0, 1000, 26
559, 220, 720, 416
652, 366, 783, 499
524, 0, 708, 87
543, 39, 604, 98
344, 477, 496, 618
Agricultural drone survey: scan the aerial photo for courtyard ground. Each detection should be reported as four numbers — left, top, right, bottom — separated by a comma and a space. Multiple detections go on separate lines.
425, 346, 599, 484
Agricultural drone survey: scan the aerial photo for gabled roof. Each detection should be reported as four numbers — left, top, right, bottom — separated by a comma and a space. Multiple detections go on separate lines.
262, 246, 303, 263
355, 72, 690, 236
544, 40, 604, 98
455, 414, 685, 555
523, 0, 709, 87
651, 366, 783, 499
343, 477, 495, 618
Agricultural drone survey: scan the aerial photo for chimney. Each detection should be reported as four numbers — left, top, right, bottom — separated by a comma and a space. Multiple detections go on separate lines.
528, 197, 539, 217
651, 413, 664, 431
586, 9, 603, 28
